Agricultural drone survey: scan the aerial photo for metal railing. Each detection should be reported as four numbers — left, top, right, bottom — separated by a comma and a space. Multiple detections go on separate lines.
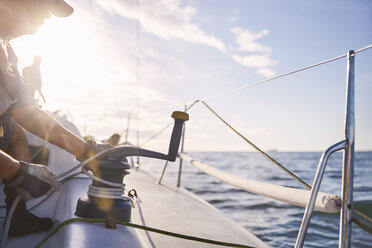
295, 50, 355, 248
150, 46, 370, 247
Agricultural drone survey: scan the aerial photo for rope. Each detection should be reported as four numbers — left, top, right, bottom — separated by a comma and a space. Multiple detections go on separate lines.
27, 176, 91, 212
86, 185, 134, 207
0, 149, 111, 246
30, 144, 48, 162
200, 100, 311, 190
0, 176, 89, 218
81, 168, 135, 207
186, 100, 199, 111
139, 100, 199, 147
33, 218, 255, 248
0, 196, 20, 248
353, 209, 372, 223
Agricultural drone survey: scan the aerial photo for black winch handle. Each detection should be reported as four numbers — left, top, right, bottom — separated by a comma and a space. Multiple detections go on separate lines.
104, 111, 189, 162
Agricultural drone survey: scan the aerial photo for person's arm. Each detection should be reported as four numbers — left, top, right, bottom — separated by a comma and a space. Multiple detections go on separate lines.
10, 103, 85, 157
0, 150, 60, 201
0, 150, 20, 181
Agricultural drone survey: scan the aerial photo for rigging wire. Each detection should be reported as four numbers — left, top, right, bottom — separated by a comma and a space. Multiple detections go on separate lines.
124, 112, 131, 143
140, 122, 173, 147
192, 43, 372, 103
142, 43, 372, 147
200, 100, 311, 190
139, 100, 199, 146
196, 54, 346, 103
136, 0, 141, 165
136, 44, 372, 190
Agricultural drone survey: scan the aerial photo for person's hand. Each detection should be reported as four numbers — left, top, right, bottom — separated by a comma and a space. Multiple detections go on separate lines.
4, 161, 61, 201
76, 140, 113, 162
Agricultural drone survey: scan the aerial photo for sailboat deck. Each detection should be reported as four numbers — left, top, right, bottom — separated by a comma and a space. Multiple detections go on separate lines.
0, 169, 269, 248
126, 169, 269, 247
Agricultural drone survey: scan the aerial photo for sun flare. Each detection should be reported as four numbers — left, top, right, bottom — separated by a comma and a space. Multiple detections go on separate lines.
10, 8, 132, 135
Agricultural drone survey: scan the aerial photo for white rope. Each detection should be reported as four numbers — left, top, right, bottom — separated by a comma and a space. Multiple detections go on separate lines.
87, 185, 134, 207
1, 196, 20, 248
30, 144, 48, 161
81, 162, 134, 207
179, 152, 341, 213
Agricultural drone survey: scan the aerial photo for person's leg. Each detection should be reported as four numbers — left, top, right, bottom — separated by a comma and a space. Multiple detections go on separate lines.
4, 186, 52, 236
1, 116, 52, 236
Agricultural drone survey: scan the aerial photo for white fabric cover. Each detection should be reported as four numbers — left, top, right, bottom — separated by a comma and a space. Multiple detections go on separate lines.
179, 152, 340, 213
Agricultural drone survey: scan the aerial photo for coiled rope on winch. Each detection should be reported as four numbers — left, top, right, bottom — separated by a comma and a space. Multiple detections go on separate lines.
2, 148, 257, 248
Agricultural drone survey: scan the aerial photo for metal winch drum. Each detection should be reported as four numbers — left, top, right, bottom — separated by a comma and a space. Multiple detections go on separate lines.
74, 111, 189, 222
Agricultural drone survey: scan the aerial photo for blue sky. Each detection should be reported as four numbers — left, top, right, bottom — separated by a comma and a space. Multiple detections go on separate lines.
11, 0, 372, 151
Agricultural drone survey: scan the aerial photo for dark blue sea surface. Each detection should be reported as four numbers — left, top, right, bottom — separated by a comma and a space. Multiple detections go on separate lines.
141, 151, 372, 248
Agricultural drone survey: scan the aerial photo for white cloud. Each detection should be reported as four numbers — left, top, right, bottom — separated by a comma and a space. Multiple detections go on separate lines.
229, 27, 277, 76
257, 68, 276, 77
230, 27, 271, 54
231, 54, 277, 68
93, 0, 226, 52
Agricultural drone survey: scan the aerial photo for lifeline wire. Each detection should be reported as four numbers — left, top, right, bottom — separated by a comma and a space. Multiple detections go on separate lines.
34, 218, 255, 248
354, 43, 372, 53
194, 43, 372, 103
197, 54, 346, 103
142, 44, 372, 148
201, 100, 311, 190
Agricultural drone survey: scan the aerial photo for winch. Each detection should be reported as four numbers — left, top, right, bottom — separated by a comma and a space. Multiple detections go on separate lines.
75, 111, 189, 222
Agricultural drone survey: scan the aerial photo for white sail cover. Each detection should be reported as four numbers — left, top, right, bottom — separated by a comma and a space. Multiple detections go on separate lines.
179, 152, 340, 213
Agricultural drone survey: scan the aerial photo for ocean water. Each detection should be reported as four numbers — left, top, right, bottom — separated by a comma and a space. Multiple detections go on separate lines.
140, 151, 372, 248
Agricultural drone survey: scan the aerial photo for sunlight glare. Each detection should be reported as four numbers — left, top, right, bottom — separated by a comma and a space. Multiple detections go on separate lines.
12, 9, 130, 120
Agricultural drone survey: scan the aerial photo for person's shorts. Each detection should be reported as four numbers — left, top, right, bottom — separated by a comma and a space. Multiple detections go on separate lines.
0, 115, 15, 152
